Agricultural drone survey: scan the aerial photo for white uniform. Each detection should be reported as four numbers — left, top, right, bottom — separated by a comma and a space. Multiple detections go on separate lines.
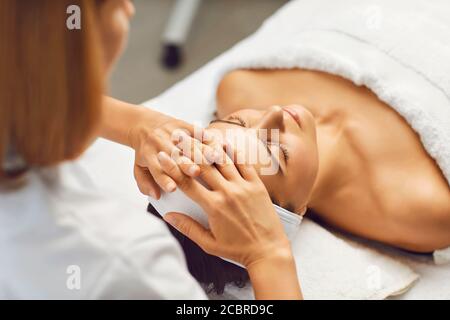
0, 163, 207, 299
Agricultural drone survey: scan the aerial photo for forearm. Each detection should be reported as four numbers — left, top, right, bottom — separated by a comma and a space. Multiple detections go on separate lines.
99, 96, 159, 147
247, 252, 303, 300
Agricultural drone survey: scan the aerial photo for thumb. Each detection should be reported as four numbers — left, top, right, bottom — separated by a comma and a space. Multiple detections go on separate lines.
134, 164, 160, 199
164, 212, 216, 253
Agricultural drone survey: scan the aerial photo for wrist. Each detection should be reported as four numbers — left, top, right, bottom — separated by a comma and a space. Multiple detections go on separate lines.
125, 106, 166, 148
100, 97, 154, 147
246, 246, 302, 300
246, 245, 295, 274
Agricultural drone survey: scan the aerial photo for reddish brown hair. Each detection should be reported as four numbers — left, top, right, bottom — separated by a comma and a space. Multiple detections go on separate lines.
0, 0, 103, 180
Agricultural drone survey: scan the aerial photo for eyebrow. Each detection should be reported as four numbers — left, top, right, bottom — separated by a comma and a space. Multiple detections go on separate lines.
209, 119, 284, 175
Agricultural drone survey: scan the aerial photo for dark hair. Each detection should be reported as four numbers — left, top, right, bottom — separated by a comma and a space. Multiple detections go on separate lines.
147, 203, 249, 294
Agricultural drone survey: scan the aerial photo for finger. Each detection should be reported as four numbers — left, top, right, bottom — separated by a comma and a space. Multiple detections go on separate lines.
176, 136, 226, 190
177, 132, 218, 165
172, 125, 205, 143
167, 145, 200, 178
164, 212, 216, 254
172, 128, 191, 143
175, 155, 201, 177
146, 155, 177, 193
211, 144, 241, 181
199, 131, 240, 180
202, 129, 224, 149
157, 151, 211, 202
225, 141, 258, 181
133, 164, 161, 199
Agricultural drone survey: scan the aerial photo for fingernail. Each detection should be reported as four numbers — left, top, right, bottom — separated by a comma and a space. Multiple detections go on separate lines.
188, 165, 199, 176
148, 189, 157, 199
164, 214, 178, 226
157, 151, 168, 162
203, 130, 212, 141
215, 149, 223, 161
165, 182, 176, 193
204, 150, 216, 164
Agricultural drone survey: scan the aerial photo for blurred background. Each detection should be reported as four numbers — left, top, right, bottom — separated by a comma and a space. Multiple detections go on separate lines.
110, 0, 286, 104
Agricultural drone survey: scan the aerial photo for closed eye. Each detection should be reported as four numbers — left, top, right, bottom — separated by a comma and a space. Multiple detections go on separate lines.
260, 140, 288, 175
226, 116, 288, 162
209, 115, 247, 128
266, 141, 289, 163
277, 143, 289, 162
210, 115, 288, 169
228, 115, 248, 127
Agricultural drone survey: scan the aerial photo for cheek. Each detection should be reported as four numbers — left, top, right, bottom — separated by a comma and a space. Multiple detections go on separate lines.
99, 7, 130, 71
111, 7, 130, 35
104, 11, 129, 49
258, 174, 280, 198
289, 139, 318, 182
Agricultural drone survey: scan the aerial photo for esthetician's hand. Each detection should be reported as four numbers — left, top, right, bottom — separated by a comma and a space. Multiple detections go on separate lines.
127, 111, 203, 199
101, 97, 217, 200
157, 140, 302, 299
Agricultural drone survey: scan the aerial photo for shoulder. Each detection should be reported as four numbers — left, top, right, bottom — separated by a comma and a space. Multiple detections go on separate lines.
387, 178, 450, 253
216, 70, 263, 116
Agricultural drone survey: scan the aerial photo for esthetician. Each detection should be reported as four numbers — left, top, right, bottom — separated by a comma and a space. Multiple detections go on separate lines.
0, 0, 301, 299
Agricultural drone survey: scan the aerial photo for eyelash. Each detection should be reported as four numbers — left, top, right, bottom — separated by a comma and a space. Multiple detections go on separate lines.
268, 142, 290, 161
227, 115, 289, 161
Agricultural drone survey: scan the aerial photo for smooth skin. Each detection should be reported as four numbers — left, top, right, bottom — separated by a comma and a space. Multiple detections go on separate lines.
95, 0, 302, 299
211, 69, 450, 252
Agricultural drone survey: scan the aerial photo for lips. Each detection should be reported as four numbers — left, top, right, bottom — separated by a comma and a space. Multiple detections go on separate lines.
283, 107, 302, 129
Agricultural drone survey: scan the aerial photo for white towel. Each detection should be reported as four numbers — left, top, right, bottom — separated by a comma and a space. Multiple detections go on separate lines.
434, 247, 450, 265
209, 220, 418, 300
150, 191, 417, 299
208, 0, 450, 263
148, 189, 303, 267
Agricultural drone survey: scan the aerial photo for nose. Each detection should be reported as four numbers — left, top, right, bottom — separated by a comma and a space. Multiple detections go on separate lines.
255, 105, 285, 131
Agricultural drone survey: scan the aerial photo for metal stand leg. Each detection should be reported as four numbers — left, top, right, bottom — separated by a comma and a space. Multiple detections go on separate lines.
161, 0, 202, 69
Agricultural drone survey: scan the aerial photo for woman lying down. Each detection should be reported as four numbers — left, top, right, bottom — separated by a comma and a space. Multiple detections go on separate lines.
150, 68, 450, 294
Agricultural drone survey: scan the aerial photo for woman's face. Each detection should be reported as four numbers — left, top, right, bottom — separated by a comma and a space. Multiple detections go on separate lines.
207, 105, 319, 214
97, 0, 135, 75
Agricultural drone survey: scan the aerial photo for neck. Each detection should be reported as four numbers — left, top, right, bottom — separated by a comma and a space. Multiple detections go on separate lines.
306, 108, 348, 211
